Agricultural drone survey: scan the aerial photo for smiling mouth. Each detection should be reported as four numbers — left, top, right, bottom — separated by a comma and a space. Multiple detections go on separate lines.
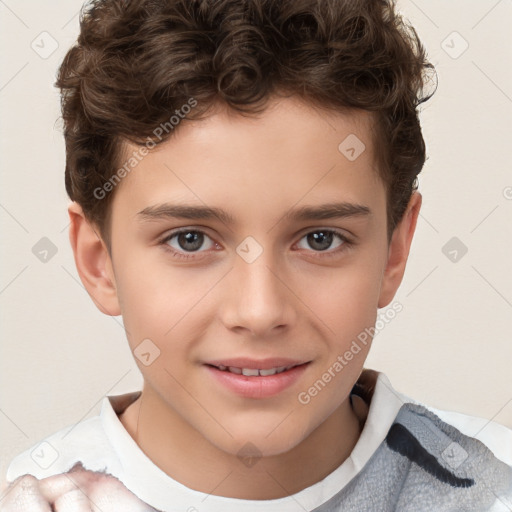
205, 361, 311, 399
205, 362, 309, 377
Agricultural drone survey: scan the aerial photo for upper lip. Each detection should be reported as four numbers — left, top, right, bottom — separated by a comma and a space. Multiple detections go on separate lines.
204, 358, 310, 370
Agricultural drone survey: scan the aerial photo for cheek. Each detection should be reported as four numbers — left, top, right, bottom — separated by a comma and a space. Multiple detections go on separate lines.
115, 265, 216, 375
115, 255, 198, 339
305, 259, 383, 336
297, 263, 382, 408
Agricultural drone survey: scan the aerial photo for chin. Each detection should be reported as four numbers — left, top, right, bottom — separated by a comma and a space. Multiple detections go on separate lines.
210, 427, 306, 460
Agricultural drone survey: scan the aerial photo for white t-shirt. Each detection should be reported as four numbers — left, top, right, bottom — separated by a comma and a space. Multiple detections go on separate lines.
5, 371, 512, 511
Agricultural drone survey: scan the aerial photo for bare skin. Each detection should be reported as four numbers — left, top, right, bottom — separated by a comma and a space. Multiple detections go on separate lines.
66, 96, 421, 499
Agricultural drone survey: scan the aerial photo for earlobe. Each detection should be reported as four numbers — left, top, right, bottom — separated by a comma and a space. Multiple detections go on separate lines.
67, 201, 121, 316
377, 191, 422, 309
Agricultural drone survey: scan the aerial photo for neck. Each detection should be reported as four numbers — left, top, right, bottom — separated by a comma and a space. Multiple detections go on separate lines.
119, 387, 365, 500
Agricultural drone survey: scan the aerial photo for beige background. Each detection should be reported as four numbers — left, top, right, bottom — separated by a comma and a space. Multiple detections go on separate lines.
1, 0, 511, 485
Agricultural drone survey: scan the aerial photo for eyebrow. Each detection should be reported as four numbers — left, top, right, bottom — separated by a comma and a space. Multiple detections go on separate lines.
137, 201, 372, 225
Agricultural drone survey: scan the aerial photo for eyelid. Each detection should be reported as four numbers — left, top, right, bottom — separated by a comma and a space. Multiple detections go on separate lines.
293, 228, 353, 255
157, 229, 215, 262
158, 227, 217, 250
295, 225, 353, 241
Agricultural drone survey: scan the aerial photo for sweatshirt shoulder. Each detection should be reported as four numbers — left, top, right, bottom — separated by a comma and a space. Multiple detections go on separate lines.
424, 405, 512, 466
388, 382, 512, 466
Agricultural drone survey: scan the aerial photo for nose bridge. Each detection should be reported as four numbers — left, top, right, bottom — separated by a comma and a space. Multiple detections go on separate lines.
223, 245, 296, 335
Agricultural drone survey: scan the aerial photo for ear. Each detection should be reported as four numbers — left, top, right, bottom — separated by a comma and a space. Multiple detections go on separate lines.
67, 201, 121, 316
378, 191, 422, 308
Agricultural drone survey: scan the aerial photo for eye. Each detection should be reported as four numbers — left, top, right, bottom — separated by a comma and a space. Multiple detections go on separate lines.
159, 229, 216, 260
295, 229, 351, 255
158, 227, 353, 261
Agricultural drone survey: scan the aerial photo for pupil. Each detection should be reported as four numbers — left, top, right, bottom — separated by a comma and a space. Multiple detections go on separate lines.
178, 231, 203, 251
308, 231, 332, 251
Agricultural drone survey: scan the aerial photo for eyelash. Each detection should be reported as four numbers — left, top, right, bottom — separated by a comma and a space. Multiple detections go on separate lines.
158, 228, 354, 261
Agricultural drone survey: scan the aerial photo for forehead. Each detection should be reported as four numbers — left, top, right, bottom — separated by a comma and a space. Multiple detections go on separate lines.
111, 96, 384, 227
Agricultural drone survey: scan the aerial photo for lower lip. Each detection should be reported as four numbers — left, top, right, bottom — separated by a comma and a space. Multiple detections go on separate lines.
205, 363, 310, 399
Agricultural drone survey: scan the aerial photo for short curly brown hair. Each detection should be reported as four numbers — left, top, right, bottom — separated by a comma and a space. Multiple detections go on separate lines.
55, 0, 436, 251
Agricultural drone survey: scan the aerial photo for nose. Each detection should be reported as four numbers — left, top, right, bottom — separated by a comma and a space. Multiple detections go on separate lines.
220, 252, 297, 338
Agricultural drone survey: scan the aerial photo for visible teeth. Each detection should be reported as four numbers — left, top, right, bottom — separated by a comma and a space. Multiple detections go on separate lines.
219, 365, 296, 376
257, 366, 292, 375
241, 368, 260, 376
259, 367, 279, 376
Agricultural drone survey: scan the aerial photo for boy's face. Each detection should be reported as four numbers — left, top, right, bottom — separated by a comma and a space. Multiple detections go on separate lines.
71, 96, 420, 458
